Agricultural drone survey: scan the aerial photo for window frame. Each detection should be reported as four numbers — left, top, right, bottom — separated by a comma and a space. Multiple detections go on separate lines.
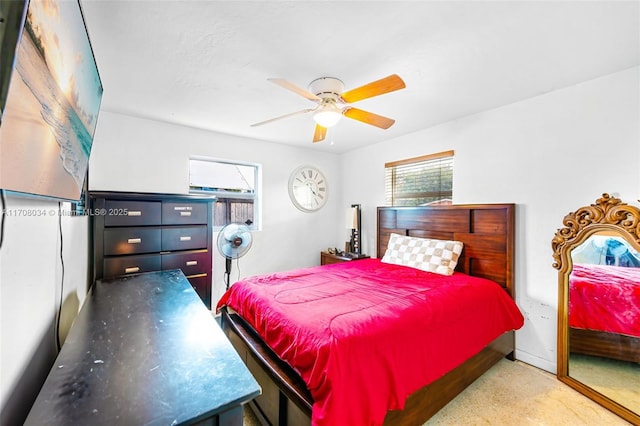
188, 156, 261, 231
384, 150, 454, 207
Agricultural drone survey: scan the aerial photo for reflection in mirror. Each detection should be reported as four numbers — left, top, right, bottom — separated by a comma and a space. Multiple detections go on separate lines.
552, 194, 640, 425
568, 234, 640, 414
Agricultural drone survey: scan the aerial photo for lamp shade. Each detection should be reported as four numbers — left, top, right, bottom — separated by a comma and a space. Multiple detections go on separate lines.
346, 206, 359, 229
313, 104, 342, 127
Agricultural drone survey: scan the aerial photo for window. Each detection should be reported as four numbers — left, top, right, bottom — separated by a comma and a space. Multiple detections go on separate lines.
189, 157, 260, 229
385, 150, 453, 206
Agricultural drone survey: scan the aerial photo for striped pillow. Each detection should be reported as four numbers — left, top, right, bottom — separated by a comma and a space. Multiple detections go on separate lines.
381, 233, 463, 276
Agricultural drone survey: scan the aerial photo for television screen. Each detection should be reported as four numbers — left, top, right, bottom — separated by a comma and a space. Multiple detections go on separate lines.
0, 0, 27, 113
0, 0, 102, 201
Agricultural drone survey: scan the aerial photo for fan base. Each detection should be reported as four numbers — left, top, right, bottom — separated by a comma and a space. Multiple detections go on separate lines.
309, 77, 344, 97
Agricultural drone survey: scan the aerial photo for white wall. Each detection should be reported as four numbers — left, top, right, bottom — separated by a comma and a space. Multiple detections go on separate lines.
88, 111, 343, 304
340, 67, 640, 372
0, 198, 88, 424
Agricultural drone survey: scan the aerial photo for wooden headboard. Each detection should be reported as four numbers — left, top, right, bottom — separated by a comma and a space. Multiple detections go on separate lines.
377, 204, 515, 297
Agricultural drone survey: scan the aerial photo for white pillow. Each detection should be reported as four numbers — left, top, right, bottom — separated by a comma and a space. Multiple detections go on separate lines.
381, 233, 463, 276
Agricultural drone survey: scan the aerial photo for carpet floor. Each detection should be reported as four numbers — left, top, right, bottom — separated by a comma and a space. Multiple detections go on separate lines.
243, 359, 632, 425
425, 359, 630, 425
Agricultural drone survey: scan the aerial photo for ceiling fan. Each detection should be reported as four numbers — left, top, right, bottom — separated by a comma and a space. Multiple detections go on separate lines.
251, 74, 406, 143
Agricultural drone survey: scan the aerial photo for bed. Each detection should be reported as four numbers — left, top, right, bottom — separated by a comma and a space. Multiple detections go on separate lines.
218, 204, 523, 426
568, 263, 640, 363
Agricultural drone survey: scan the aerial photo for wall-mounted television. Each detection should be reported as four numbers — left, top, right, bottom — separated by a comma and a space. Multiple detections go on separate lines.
0, 0, 102, 201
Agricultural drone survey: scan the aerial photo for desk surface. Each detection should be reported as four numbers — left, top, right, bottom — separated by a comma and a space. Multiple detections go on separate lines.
25, 270, 260, 425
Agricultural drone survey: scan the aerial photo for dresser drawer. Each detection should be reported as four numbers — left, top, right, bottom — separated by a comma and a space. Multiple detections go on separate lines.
104, 200, 161, 226
104, 227, 161, 255
161, 225, 208, 251
103, 254, 161, 278
161, 250, 211, 276
162, 202, 208, 225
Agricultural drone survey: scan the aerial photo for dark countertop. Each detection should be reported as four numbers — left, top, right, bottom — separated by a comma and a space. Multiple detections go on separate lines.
25, 270, 260, 425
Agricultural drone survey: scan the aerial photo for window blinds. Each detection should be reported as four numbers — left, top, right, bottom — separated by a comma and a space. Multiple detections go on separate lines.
384, 150, 454, 206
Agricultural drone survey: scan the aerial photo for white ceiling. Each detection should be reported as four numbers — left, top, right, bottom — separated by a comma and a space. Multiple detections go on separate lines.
80, 1, 640, 153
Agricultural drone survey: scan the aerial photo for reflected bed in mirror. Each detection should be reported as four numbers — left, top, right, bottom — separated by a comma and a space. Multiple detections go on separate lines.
569, 235, 640, 414
552, 194, 640, 424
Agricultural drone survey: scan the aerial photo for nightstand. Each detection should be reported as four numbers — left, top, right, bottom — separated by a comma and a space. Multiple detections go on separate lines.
320, 251, 370, 265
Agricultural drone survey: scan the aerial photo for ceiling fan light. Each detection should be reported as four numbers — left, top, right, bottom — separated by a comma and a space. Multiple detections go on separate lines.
313, 108, 342, 128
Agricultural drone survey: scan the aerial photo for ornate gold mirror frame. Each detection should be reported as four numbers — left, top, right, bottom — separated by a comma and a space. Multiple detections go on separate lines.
552, 193, 640, 424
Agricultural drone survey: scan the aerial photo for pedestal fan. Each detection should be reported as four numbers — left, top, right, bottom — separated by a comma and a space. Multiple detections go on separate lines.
217, 222, 253, 290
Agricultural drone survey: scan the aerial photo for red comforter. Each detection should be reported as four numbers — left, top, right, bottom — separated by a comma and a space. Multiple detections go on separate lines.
217, 259, 524, 426
569, 263, 640, 337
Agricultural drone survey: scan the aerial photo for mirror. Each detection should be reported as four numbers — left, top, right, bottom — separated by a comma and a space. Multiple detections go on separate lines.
552, 194, 640, 424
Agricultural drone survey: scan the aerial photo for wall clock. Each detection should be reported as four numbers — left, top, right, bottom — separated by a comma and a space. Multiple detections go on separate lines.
288, 165, 328, 212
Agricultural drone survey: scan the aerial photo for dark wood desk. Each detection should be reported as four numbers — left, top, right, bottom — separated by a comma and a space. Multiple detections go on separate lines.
25, 270, 260, 425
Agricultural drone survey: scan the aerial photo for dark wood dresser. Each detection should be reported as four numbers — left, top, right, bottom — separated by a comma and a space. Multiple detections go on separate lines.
25, 270, 261, 425
90, 191, 216, 308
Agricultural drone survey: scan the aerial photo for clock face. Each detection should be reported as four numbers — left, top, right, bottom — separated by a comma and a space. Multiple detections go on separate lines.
288, 165, 328, 212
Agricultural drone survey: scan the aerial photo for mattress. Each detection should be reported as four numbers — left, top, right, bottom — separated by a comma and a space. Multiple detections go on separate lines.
569, 263, 640, 337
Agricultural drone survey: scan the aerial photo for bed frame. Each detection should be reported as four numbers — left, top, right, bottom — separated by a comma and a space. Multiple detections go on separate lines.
569, 328, 640, 363
221, 203, 516, 426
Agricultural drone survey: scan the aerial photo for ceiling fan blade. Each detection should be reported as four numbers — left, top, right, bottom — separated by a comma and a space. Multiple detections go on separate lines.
313, 125, 327, 143
268, 78, 321, 101
343, 107, 396, 129
340, 74, 406, 103
251, 108, 315, 127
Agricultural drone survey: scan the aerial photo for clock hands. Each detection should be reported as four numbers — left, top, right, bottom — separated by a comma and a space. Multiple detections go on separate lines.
296, 181, 319, 197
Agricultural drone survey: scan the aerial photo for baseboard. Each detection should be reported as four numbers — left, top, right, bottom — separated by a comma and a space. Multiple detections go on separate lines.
515, 349, 556, 374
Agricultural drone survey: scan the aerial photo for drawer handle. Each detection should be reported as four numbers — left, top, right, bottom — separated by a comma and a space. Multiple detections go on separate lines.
179, 236, 192, 241
186, 260, 198, 266
127, 238, 142, 244
187, 273, 207, 279
125, 267, 140, 274
127, 211, 142, 216
180, 211, 192, 217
